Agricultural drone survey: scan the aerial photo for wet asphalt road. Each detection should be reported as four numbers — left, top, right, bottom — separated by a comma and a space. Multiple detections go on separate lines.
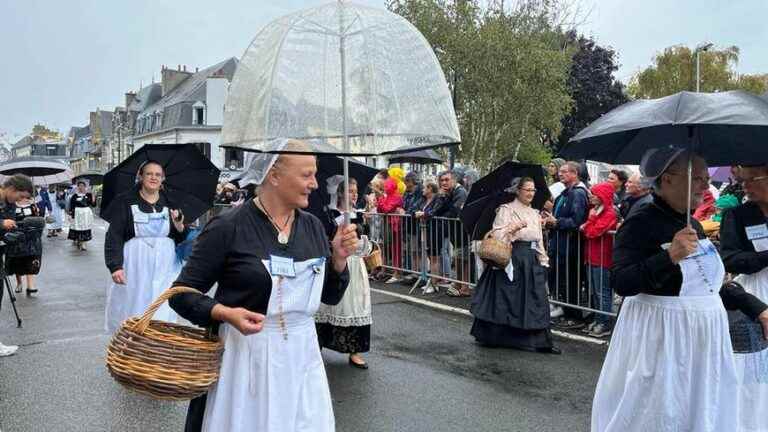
0, 222, 606, 432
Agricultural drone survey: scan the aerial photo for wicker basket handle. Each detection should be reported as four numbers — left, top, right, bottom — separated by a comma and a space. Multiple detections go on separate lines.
131, 286, 201, 334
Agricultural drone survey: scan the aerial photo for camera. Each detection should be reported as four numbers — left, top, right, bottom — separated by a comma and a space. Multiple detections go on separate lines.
3, 216, 45, 245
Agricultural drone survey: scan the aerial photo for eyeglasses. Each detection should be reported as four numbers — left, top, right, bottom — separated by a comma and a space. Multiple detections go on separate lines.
520, 188, 537, 193
736, 175, 768, 185
665, 171, 710, 184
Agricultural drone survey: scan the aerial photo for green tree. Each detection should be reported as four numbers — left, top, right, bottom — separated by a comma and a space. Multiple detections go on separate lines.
388, 0, 573, 172
628, 45, 767, 98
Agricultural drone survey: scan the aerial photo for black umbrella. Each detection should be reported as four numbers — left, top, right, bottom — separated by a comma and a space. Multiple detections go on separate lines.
306, 156, 379, 224
559, 90, 768, 166
100, 144, 220, 223
388, 148, 444, 165
0, 157, 69, 176
460, 161, 550, 240
72, 170, 104, 186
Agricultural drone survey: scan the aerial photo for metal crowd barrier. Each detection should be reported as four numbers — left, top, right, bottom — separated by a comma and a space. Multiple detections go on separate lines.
363, 211, 617, 318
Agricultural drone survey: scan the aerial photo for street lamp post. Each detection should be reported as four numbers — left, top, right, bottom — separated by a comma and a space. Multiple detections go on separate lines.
695, 42, 713, 92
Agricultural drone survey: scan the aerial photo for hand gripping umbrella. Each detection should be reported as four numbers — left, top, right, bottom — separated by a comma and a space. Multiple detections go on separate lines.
100, 144, 220, 223
221, 1, 460, 222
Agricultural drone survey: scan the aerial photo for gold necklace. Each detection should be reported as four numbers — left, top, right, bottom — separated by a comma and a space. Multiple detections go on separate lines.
257, 198, 292, 244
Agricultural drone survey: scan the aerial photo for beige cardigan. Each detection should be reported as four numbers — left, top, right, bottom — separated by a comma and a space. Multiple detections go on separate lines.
490, 199, 548, 266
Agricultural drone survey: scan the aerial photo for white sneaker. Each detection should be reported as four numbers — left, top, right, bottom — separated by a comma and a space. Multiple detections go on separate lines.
581, 321, 598, 334
384, 277, 401, 284
550, 305, 564, 319
422, 283, 436, 295
0, 343, 18, 357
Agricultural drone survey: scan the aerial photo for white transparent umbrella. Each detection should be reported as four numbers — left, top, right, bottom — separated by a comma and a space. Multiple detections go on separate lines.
222, 1, 460, 156
223, 1, 460, 223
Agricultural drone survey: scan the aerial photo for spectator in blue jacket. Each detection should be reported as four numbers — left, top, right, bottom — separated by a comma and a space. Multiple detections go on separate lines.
544, 161, 589, 329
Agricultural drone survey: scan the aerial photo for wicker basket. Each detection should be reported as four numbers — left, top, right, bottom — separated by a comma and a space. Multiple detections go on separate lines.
364, 242, 383, 272
477, 230, 511, 268
106, 286, 224, 400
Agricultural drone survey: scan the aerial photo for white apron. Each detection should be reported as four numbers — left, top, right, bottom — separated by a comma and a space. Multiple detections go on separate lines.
73, 206, 93, 231
201, 257, 335, 432
47, 192, 63, 230
592, 239, 738, 432
733, 268, 768, 432
315, 256, 371, 327
104, 206, 181, 333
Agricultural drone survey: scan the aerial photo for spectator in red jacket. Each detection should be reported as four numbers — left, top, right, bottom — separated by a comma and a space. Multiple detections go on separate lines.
693, 188, 716, 221
581, 182, 617, 338
377, 178, 404, 283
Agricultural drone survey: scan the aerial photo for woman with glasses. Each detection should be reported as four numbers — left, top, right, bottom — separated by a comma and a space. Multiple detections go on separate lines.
103, 161, 187, 332
469, 177, 560, 354
720, 165, 768, 432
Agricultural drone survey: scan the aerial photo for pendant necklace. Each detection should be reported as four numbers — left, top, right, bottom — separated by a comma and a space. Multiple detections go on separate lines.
257, 198, 292, 244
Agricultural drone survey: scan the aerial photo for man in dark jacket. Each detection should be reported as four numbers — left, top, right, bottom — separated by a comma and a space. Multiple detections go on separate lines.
431, 170, 469, 296
545, 161, 589, 328
618, 173, 653, 222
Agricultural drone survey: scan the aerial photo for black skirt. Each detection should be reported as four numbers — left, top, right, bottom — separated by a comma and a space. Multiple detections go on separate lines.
6, 255, 41, 276
316, 323, 371, 354
68, 229, 92, 241
470, 241, 552, 349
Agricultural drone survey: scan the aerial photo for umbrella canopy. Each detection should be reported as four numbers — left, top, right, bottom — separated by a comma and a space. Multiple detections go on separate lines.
221, 1, 460, 156
73, 170, 104, 186
306, 156, 379, 221
560, 90, 768, 166
388, 148, 444, 165
100, 144, 220, 223
0, 157, 69, 176
460, 162, 550, 240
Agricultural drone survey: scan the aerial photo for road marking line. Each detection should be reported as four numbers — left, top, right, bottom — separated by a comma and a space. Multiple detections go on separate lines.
371, 288, 608, 346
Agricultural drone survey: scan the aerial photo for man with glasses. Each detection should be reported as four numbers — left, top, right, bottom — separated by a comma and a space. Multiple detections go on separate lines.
431, 171, 468, 296
544, 161, 589, 329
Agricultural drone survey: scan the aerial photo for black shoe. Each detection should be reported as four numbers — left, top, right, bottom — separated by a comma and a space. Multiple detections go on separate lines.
14, 286, 22, 294
348, 357, 369, 370
26, 288, 38, 295
536, 346, 562, 355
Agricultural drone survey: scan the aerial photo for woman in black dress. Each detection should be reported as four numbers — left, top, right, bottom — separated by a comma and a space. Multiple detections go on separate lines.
169, 139, 358, 432
68, 181, 95, 250
7, 196, 42, 295
470, 177, 560, 354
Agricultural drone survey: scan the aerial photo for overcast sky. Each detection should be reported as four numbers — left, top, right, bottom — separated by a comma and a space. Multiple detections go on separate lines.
1, 0, 766, 141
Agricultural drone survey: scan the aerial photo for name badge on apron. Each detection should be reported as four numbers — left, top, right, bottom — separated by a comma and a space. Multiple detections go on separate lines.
745, 224, 768, 252
270, 255, 296, 278
133, 212, 149, 224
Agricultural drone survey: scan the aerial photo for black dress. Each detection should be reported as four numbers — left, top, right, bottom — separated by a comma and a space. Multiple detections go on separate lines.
6, 203, 42, 276
470, 241, 553, 350
169, 199, 349, 432
67, 193, 94, 241
315, 209, 371, 354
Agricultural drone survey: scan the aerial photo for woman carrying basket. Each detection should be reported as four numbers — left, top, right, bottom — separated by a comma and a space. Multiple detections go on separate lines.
169, 139, 357, 432
470, 177, 560, 354
67, 181, 95, 251
103, 161, 187, 333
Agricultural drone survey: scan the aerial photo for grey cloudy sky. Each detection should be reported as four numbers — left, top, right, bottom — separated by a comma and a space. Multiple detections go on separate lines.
1, 0, 766, 141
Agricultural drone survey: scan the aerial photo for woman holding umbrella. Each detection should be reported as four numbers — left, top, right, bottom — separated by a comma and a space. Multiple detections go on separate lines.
469, 177, 560, 354
592, 148, 768, 432
169, 139, 357, 432
315, 176, 372, 369
103, 161, 187, 333
67, 181, 95, 251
